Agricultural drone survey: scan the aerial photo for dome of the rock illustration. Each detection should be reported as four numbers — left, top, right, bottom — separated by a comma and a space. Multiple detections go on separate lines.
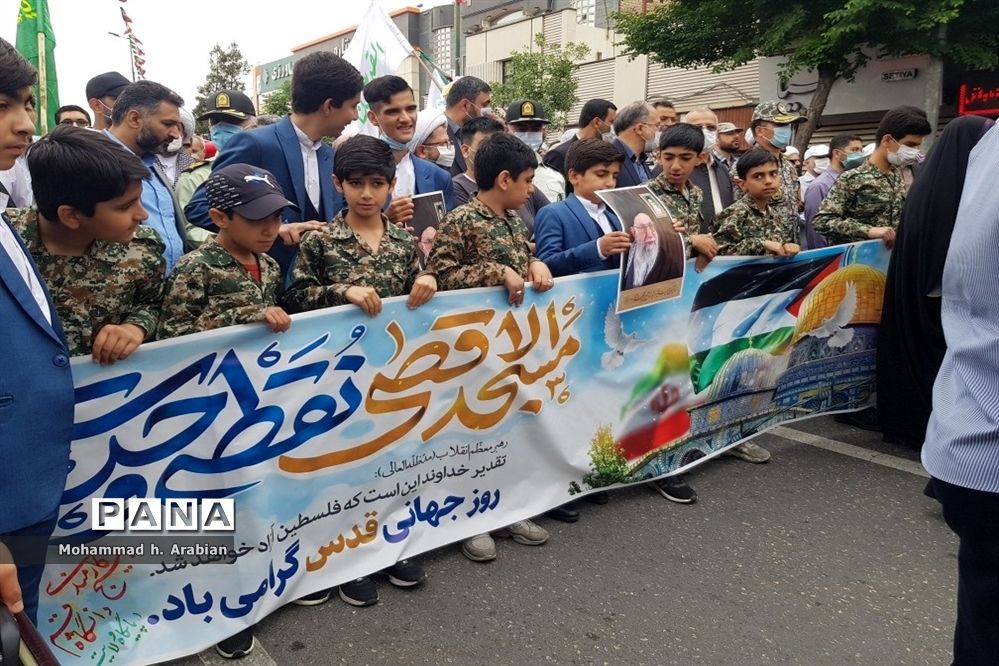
794, 264, 886, 341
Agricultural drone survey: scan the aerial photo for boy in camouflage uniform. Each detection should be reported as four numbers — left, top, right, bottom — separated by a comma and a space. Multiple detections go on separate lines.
646, 123, 717, 262
157, 164, 295, 340
732, 101, 805, 243
715, 149, 800, 257
427, 132, 556, 562
813, 105, 931, 246
283, 134, 432, 608
10, 126, 165, 363
283, 135, 437, 316
429, 132, 555, 308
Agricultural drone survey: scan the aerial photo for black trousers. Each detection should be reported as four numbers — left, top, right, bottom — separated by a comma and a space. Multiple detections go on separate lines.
933, 478, 999, 666
0, 513, 58, 626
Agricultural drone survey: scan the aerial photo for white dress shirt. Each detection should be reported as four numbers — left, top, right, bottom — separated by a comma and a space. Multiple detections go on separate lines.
0, 215, 52, 325
576, 194, 613, 259
292, 121, 322, 212
393, 153, 416, 198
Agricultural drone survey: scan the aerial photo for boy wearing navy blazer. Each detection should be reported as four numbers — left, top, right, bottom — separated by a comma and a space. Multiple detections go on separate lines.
0, 38, 76, 626
534, 139, 630, 276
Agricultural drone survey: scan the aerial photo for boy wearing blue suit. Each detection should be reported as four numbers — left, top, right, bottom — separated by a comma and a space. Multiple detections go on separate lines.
0, 38, 76, 626
185, 52, 363, 278
362, 75, 455, 229
534, 139, 630, 276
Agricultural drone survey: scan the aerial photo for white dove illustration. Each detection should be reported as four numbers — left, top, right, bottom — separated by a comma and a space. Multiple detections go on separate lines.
602, 305, 649, 370
807, 282, 857, 349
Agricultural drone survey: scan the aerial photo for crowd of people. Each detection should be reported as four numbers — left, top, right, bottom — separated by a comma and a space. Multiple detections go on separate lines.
1, 32, 997, 664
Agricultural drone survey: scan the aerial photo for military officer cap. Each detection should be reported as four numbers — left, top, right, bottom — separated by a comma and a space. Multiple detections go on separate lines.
197, 90, 257, 123
505, 99, 550, 125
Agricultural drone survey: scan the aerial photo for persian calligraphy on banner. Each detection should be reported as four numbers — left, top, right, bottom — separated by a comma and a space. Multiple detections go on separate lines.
41, 243, 889, 665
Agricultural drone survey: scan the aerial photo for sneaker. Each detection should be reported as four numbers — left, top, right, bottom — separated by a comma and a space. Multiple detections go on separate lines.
648, 475, 697, 504
462, 533, 497, 562
726, 441, 771, 464
495, 519, 549, 546
292, 589, 331, 606
215, 628, 255, 659
339, 576, 379, 606
544, 505, 580, 523
584, 490, 610, 505
385, 559, 427, 587
835, 407, 881, 432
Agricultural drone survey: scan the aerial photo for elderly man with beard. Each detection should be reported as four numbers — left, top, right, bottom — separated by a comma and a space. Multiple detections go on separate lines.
621, 213, 683, 290
106, 80, 191, 273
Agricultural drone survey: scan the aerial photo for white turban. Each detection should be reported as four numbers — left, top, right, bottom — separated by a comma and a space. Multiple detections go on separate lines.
413, 111, 447, 148
179, 107, 195, 141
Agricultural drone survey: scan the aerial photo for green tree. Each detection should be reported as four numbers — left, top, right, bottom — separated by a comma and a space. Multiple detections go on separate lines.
193, 42, 251, 134
490, 33, 589, 132
614, 0, 999, 150
262, 80, 292, 117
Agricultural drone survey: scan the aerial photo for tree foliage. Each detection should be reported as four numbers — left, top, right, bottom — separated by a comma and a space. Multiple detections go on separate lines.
614, 0, 999, 148
490, 33, 590, 132
262, 80, 292, 117
193, 42, 251, 133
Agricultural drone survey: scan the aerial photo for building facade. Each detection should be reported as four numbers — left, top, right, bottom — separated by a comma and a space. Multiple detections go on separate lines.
460, 0, 762, 130
251, 6, 450, 112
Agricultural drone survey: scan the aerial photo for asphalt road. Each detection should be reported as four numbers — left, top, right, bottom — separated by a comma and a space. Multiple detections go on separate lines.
167, 415, 957, 666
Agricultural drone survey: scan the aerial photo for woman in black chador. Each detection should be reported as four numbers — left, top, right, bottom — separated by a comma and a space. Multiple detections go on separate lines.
878, 115, 993, 449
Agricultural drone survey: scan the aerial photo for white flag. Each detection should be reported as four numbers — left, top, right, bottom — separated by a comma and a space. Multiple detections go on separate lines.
426, 69, 448, 113
343, 1, 414, 136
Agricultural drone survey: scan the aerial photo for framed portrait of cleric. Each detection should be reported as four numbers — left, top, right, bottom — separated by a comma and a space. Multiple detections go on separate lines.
410, 190, 447, 270
596, 185, 686, 313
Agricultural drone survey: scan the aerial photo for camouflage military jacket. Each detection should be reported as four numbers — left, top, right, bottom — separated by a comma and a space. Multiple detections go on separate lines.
157, 237, 281, 340
7, 207, 165, 357
730, 151, 800, 235
713, 194, 794, 256
646, 175, 704, 249
428, 195, 538, 291
283, 211, 426, 313
812, 161, 905, 244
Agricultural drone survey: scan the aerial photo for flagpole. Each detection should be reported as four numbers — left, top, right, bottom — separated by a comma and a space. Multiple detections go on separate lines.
36, 31, 47, 134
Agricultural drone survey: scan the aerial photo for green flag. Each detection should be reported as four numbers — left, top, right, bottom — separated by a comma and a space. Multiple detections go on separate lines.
15, 0, 59, 134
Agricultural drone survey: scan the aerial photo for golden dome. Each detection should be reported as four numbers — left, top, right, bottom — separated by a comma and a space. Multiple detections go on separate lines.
794, 264, 886, 341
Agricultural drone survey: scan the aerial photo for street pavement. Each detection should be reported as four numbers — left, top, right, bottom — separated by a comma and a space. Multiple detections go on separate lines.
167, 415, 957, 666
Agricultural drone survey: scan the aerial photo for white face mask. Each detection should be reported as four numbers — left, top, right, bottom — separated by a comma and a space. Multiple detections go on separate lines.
515, 131, 544, 152
745, 127, 756, 147
602, 131, 615, 143
435, 145, 455, 168
478, 105, 493, 118
887, 143, 922, 168
702, 128, 717, 152
164, 137, 183, 154
813, 157, 831, 173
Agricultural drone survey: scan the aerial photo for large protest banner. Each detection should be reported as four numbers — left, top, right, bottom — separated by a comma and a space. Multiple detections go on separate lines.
40, 242, 888, 664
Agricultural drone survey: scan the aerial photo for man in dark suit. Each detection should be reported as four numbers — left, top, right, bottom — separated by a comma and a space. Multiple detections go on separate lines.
543, 98, 617, 178
362, 75, 455, 230
442, 76, 492, 176
0, 38, 76, 626
683, 107, 735, 232
620, 214, 684, 290
612, 101, 657, 188
186, 52, 363, 276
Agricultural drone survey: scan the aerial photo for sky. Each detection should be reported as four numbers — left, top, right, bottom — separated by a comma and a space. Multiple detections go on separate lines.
1, 0, 454, 112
